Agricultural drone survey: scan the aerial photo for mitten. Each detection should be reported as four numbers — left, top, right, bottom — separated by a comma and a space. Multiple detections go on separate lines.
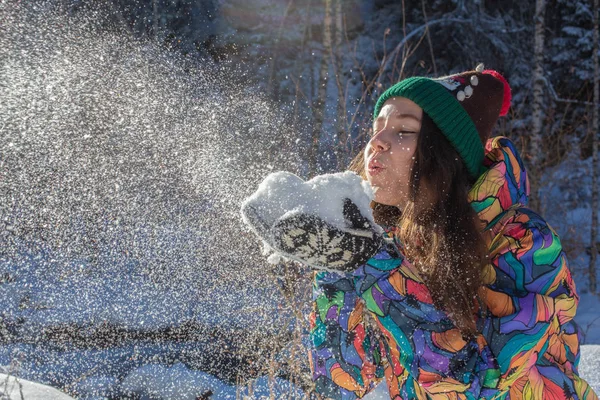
269, 198, 383, 271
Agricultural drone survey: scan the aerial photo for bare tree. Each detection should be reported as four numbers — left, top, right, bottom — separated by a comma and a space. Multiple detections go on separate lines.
590, 0, 599, 294
309, 0, 333, 176
152, 0, 159, 39
421, 0, 437, 76
531, 0, 547, 167
292, 0, 312, 127
267, 0, 295, 102
332, 0, 348, 170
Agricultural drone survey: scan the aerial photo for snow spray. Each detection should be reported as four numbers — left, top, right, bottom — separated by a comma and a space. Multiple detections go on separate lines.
0, 1, 308, 395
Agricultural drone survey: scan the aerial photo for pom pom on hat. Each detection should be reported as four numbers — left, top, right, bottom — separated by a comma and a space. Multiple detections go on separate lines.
483, 70, 511, 116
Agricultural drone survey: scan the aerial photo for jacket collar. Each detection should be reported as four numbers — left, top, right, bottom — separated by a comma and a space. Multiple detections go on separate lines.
467, 136, 530, 231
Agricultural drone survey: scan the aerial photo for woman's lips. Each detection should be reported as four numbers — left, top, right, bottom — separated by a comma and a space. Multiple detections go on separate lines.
367, 159, 385, 176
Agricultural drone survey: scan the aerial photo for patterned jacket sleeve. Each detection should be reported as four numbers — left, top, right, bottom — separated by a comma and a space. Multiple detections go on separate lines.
481, 209, 587, 399
309, 268, 387, 400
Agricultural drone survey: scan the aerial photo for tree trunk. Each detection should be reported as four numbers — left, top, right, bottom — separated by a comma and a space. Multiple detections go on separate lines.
307, 0, 316, 176
531, 0, 546, 167
152, 0, 159, 39
332, 0, 347, 170
292, 0, 312, 127
267, 0, 295, 102
309, 0, 332, 176
590, 0, 599, 294
421, 0, 437, 76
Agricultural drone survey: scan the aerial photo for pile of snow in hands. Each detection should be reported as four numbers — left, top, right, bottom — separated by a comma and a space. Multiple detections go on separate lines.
241, 171, 380, 264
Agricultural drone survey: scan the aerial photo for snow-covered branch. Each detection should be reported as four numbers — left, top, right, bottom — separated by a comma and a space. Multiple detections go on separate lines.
542, 76, 599, 107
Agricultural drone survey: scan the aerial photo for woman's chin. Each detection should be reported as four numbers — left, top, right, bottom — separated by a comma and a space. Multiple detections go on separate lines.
373, 193, 401, 207
367, 180, 404, 206
369, 187, 403, 208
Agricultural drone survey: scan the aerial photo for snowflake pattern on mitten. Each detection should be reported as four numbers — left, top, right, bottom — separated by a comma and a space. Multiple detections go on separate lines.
272, 211, 382, 271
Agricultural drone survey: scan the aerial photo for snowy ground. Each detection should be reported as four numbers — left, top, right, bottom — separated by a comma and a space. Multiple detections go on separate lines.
0, 256, 303, 398
0, 253, 598, 399
579, 346, 600, 394
0, 372, 75, 400
0, 365, 303, 399
2, 346, 599, 399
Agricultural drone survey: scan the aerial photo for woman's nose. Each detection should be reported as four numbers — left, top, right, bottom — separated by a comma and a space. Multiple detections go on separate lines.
369, 132, 391, 152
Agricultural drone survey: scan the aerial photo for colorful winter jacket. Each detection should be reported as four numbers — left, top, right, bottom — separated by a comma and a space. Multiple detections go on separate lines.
308, 136, 598, 399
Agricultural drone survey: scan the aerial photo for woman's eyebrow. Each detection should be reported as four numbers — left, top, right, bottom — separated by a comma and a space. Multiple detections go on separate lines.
374, 113, 421, 125
395, 113, 421, 123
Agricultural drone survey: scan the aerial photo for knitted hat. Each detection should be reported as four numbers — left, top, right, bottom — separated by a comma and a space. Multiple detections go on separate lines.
373, 65, 511, 179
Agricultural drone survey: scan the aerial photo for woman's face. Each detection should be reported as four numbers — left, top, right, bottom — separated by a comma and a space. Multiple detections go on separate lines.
365, 97, 422, 208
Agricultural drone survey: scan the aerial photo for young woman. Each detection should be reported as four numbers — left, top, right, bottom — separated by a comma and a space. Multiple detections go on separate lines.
242, 67, 598, 399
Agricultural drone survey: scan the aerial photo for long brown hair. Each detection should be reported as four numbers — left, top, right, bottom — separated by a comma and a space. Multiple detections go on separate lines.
349, 114, 487, 338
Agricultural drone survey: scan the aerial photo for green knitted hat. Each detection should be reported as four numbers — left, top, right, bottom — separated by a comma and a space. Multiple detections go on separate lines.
373, 68, 511, 179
